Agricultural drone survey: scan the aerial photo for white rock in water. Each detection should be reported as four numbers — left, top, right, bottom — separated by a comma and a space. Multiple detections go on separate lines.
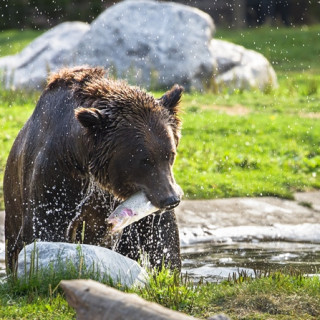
17, 242, 147, 288
0, 22, 89, 90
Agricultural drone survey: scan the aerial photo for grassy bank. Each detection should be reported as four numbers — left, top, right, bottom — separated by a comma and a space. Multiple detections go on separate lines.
1, 263, 320, 319
1, 26, 320, 207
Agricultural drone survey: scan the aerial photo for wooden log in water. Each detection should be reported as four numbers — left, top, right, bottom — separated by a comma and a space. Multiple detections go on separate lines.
60, 279, 198, 320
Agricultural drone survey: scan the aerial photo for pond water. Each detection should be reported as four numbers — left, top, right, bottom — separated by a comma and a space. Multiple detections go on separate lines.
181, 240, 320, 282
1, 228, 319, 281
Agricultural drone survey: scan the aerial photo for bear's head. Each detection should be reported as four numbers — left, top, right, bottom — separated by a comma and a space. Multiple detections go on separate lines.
75, 80, 183, 211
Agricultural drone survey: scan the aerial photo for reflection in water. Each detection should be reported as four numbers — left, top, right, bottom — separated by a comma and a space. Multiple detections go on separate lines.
182, 241, 320, 282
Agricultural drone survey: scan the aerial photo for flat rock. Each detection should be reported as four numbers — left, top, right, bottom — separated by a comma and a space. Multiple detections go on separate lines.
176, 192, 320, 245
17, 242, 147, 288
295, 191, 320, 212
175, 195, 320, 229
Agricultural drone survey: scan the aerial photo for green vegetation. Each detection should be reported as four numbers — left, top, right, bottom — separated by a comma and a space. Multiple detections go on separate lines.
0, 90, 39, 208
1, 257, 320, 319
0, 294, 73, 319
177, 88, 320, 199
0, 30, 43, 57
138, 269, 320, 319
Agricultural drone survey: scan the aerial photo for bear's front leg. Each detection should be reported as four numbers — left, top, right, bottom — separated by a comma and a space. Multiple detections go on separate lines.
115, 210, 181, 271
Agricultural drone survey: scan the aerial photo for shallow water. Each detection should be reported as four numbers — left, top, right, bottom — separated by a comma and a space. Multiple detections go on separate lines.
181, 240, 320, 282
1, 228, 320, 282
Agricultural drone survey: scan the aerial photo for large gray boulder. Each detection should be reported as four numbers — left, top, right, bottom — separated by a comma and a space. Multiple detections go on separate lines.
0, 22, 89, 90
17, 242, 147, 288
73, 0, 215, 91
0, 1, 277, 91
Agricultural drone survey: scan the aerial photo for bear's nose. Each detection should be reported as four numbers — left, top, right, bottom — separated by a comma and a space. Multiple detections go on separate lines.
160, 196, 181, 210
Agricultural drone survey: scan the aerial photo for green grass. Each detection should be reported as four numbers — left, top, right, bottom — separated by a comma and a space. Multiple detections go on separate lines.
1, 259, 320, 319
0, 90, 39, 208
0, 294, 74, 319
176, 89, 320, 200
0, 29, 43, 57
195, 272, 320, 319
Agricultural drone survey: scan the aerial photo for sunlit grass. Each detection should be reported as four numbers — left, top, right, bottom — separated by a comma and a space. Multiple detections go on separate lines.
196, 271, 320, 319
0, 29, 43, 57
0, 90, 39, 209
0, 294, 74, 319
1, 256, 320, 320
175, 87, 320, 199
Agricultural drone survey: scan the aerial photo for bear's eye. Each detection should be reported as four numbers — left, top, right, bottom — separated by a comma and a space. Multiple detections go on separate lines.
167, 152, 176, 164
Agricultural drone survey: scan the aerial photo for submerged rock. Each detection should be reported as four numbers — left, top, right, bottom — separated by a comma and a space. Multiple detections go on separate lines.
17, 242, 147, 288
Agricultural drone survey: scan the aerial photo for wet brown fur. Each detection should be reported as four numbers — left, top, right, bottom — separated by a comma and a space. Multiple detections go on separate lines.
47, 66, 182, 147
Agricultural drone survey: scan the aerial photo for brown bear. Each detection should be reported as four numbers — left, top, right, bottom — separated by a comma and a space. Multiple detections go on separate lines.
4, 66, 183, 272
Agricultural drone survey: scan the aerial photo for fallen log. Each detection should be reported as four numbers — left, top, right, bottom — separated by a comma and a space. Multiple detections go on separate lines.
61, 279, 197, 320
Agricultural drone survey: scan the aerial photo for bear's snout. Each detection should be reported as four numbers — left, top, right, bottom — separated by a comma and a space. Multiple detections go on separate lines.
159, 195, 181, 210
146, 181, 183, 211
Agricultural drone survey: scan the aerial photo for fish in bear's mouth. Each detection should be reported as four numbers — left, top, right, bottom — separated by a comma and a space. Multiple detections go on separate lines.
107, 191, 161, 233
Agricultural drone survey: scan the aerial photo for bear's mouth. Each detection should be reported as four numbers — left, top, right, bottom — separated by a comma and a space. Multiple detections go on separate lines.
146, 201, 179, 215
165, 201, 180, 210
113, 185, 181, 212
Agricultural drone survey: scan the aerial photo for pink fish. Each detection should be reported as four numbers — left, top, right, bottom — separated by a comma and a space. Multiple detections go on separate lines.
107, 192, 159, 233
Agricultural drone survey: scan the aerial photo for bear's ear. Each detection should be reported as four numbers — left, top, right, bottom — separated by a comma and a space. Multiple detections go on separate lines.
75, 107, 105, 129
158, 84, 184, 115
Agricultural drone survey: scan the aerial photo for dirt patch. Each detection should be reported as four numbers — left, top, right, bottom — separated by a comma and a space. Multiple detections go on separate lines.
203, 104, 250, 116
299, 112, 320, 119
